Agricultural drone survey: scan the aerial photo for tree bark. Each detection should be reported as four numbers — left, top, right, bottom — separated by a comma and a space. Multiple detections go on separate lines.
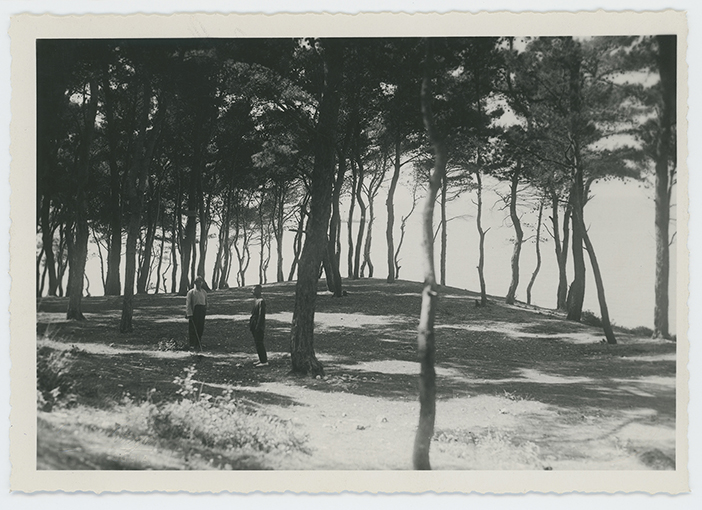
526, 200, 544, 305
346, 166, 357, 279
386, 132, 402, 283
575, 205, 617, 344
475, 166, 489, 307
327, 147, 347, 296
120, 76, 154, 332
352, 148, 366, 279
439, 173, 448, 286
551, 189, 570, 311
413, 40, 446, 471
653, 35, 676, 339
506, 162, 523, 305
565, 42, 586, 322
102, 63, 123, 296
290, 39, 343, 376
66, 78, 99, 320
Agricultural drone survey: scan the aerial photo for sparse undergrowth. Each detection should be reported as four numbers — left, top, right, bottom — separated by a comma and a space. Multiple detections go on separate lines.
36, 279, 677, 470
37, 353, 308, 468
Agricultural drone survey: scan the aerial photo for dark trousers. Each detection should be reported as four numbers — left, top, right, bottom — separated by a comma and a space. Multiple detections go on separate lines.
189, 305, 206, 349
251, 329, 267, 363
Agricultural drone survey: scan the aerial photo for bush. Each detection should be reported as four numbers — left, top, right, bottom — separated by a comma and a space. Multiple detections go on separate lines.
580, 310, 602, 328
37, 345, 80, 411
147, 366, 307, 453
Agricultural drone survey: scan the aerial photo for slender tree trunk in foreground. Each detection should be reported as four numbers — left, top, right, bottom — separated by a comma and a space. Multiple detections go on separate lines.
526, 200, 544, 305
574, 206, 617, 344
386, 134, 402, 282
290, 39, 343, 376
475, 166, 489, 307
653, 34, 676, 339
413, 40, 446, 471
66, 78, 99, 320
505, 162, 523, 305
439, 173, 447, 286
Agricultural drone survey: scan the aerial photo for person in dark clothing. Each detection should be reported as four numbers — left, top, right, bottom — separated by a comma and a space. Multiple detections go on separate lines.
249, 284, 267, 366
186, 276, 207, 351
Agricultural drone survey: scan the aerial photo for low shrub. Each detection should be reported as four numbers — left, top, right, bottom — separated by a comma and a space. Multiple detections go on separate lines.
580, 310, 602, 328
37, 345, 80, 411
147, 365, 307, 453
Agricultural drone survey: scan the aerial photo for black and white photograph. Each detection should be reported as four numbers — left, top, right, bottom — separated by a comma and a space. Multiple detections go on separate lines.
6, 6, 693, 497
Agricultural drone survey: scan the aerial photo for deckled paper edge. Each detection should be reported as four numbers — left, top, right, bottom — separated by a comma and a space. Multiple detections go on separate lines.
8, 10, 690, 494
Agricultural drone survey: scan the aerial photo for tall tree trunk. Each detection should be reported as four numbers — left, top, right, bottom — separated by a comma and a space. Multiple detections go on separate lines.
353, 153, 366, 279
39, 195, 59, 296
197, 191, 212, 279
154, 223, 166, 294
274, 185, 286, 283
653, 35, 676, 339
394, 180, 419, 280
413, 40, 446, 471
506, 162, 523, 305
574, 204, 617, 344
386, 132, 402, 283
439, 173, 447, 286
290, 39, 343, 376
475, 166, 489, 307
565, 42, 586, 322
171, 169, 182, 294
66, 78, 99, 320
327, 148, 347, 296
120, 76, 153, 332
66, 220, 89, 320
346, 166, 357, 279
137, 194, 159, 293
288, 195, 308, 281
526, 200, 544, 305
103, 63, 123, 296
361, 187, 377, 278
551, 189, 570, 311
179, 196, 198, 294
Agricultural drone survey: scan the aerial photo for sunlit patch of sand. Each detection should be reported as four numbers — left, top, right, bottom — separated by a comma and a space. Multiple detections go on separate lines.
437, 322, 606, 344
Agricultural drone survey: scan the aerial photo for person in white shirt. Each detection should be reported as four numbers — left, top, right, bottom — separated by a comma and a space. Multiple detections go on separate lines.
186, 276, 207, 351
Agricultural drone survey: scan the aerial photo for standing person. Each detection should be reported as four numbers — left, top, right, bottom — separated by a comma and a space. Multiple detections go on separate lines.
249, 284, 267, 367
186, 276, 207, 352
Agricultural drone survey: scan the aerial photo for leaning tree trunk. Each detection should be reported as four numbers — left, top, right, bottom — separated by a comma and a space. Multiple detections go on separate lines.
506, 163, 523, 305
575, 205, 617, 344
290, 39, 343, 376
653, 34, 676, 339
413, 40, 446, 471
526, 200, 544, 305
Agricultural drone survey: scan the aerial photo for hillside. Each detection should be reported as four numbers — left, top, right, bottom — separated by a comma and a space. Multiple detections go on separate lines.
35, 279, 676, 470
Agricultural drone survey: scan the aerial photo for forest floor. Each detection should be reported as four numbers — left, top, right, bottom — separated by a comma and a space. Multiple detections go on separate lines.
35, 279, 677, 471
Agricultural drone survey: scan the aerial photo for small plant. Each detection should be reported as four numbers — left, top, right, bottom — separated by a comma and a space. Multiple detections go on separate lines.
36, 346, 78, 411
147, 366, 307, 453
157, 338, 180, 351
580, 310, 602, 328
